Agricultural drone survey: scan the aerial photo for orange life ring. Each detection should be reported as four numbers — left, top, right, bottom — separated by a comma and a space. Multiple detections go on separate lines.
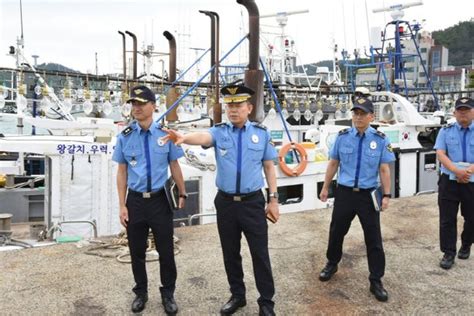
278, 142, 308, 176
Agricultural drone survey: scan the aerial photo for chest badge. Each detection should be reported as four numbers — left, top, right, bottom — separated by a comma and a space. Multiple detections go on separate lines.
219, 148, 227, 156
130, 157, 137, 167
252, 134, 259, 143
157, 138, 165, 146
370, 141, 377, 150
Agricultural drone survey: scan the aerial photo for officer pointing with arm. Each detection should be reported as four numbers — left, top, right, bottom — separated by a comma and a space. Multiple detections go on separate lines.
434, 97, 474, 270
319, 97, 395, 302
163, 84, 279, 316
113, 85, 186, 315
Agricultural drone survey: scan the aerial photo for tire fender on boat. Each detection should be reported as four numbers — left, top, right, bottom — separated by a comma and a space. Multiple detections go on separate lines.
278, 142, 308, 177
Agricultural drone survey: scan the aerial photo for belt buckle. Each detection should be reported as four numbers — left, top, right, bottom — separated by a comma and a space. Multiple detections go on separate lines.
233, 196, 242, 202
353, 187, 360, 192
142, 192, 151, 198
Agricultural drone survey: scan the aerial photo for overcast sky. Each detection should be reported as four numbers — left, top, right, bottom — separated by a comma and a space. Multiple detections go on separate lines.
1, 0, 472, 79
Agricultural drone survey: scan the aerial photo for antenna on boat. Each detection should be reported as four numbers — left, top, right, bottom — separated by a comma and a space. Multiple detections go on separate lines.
19, 0, 24, 48
373, 1, 423, 21
260, 10, 309, 86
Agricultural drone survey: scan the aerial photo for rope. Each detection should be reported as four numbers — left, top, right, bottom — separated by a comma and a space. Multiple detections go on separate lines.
184, 148, 216, 171
84, 230, 181, 263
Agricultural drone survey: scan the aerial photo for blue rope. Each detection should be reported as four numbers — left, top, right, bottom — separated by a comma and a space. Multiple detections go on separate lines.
259, 57, 300, 163
155, 34, 248, 123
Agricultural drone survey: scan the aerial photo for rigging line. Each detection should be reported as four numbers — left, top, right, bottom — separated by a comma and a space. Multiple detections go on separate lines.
341, 0, 347, 50
353, 0, 358, 49
19, 0, 24, 46
364, 0, 371, 48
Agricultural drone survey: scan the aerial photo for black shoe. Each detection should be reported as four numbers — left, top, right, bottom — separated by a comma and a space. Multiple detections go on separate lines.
131, 294, 148, 313
440, 253, 455, 269
220, 296, 246, 315
370, 281, 388, 302
162, 296, 178, 315
259, 305, 276, 316
319, 263, 338, 281
458, 244, 471, 260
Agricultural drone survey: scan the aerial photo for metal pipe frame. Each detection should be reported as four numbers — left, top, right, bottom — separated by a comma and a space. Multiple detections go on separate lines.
117, 31, 127, 79
125, 31, 138, 79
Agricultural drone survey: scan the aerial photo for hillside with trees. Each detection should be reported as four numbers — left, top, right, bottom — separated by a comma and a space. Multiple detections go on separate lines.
432, 20, 473, 66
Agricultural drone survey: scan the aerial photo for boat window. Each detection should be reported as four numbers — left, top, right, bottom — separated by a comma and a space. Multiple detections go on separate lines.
267, 184, 303, 205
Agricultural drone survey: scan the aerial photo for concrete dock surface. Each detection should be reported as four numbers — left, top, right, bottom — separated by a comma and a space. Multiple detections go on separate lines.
1, 193, 473, 315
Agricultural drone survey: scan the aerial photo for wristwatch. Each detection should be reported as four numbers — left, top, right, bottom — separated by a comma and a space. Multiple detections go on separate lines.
383, 193, 392, 198
268, 192, 279, 199
179, 193, 188, 199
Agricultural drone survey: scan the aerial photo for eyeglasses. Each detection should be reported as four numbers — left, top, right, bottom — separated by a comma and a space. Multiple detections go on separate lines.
352, 111, 369, 117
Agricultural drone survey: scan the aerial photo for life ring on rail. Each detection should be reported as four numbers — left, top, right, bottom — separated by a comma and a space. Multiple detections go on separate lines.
278, 142, 308, 176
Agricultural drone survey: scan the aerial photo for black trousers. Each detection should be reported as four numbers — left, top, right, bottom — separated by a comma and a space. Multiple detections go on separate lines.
214, 190, 275, 308
326, 185, 385, 281
126, 189, 176, 298
438, 174, 474, 256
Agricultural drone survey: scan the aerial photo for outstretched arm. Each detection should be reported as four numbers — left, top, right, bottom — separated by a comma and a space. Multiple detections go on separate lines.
162, 129, 213, 147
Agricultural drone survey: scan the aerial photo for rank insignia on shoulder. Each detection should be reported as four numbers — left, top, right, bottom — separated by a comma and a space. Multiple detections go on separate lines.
443, 122, 454, 129
121, 126, 133, 136
375, 130, 386, 138
386, 144, 393, 153
253, 122, 268, 130
214, 122, 226, 127
338, 128, 350, 135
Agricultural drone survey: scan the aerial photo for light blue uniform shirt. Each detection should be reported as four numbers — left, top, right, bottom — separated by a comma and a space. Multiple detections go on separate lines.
434, 121, 474, 177
209, 120, 277, 194
112, 121, 184, 192
330, 126, 395, 189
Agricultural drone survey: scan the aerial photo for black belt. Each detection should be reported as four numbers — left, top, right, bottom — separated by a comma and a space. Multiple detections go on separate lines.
128, 187, 164, 199
218, 190, 261, 202
338, 184, 375, 192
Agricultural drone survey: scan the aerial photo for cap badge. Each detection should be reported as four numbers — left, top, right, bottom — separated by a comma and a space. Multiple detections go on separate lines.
357, 99, 365, 104
460, 98, 468, 103
370, 141, 377, 149
227, 87, 238, 95
134, 89, 143, 95
252, 134, 259, 143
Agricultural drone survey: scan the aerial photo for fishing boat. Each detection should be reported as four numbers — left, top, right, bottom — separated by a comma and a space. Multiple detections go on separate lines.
0, 0, 468, 245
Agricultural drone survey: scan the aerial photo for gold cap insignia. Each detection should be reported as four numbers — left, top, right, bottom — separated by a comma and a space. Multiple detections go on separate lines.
460, 98, 468, 103
134, 89, 143, 95
357, 98, 365, 104
227, 87, 238, 95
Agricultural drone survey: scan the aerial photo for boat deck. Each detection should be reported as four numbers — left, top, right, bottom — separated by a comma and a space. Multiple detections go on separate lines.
2, 193, 473, 315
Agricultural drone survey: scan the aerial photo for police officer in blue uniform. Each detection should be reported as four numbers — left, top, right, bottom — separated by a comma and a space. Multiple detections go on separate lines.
113, 85, 187, 315
163, 84, 279, 316
434, 97, 474, 270
319, 97, 395, 302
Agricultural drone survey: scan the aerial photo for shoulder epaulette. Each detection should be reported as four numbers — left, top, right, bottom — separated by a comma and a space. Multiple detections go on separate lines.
338, 128, 350, 135
214, 122, 226, 127
443, 122, 455, 129
121, 126, 133, 136
252, 122, 267, 130
375, 130, 386, 138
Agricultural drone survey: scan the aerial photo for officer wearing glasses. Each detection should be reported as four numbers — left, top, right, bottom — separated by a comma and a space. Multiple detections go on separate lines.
435, 97, 474, 270
319, 97, 395, 302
